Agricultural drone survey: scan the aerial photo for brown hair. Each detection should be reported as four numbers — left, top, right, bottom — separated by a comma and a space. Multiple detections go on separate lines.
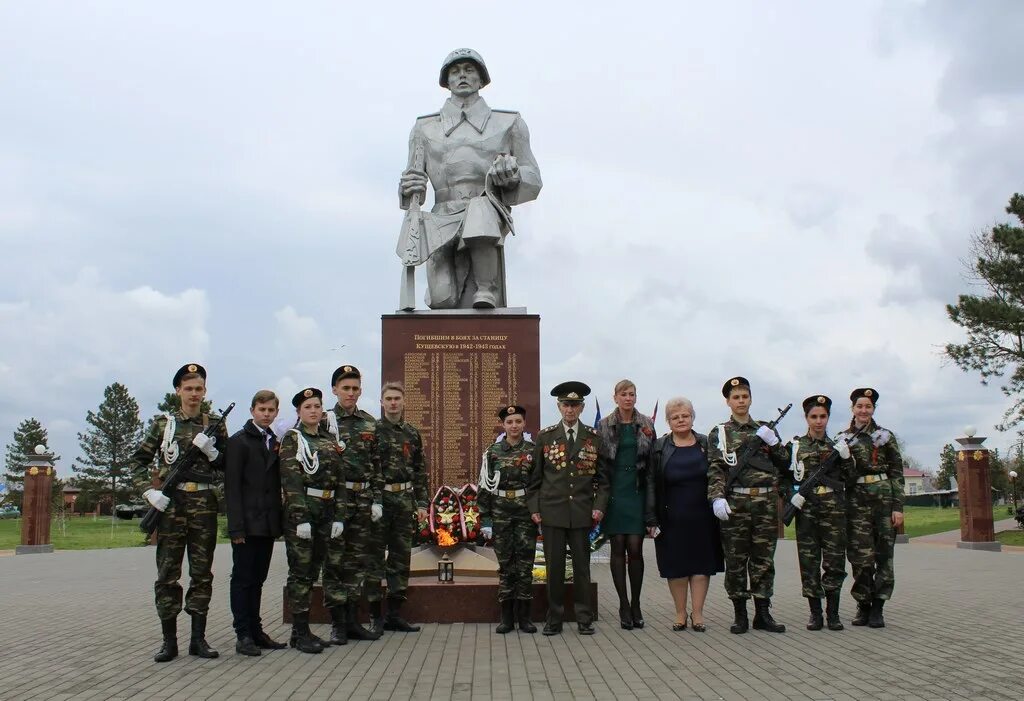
250, 389, 279, 409
613, 379, 636, 395
381, 381, 405, 396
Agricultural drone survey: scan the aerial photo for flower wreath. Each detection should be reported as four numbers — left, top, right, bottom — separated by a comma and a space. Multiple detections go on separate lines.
457, 483, 481, 541
429, 485, 467, 543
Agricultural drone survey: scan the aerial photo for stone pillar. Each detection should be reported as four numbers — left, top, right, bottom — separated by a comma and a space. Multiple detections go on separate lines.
17, 450, 56, 555
955, 430, 1001, 552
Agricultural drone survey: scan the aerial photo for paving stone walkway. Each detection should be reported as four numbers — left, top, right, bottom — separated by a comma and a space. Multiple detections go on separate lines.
0, 539, 1019, 701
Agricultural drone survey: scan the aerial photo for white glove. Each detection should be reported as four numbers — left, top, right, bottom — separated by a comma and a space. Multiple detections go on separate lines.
192, 433, 219, 460
834, 439, 851, 460
143, 489, 170, 512
790, 493, 806, 510
756, 425, 780, 447
480, 526, 493, 540
296, 522, 312, 540
871, 429, 891, 447
370, 503, 383, 522
712, 498, 732, 521
330, 521, 344, 538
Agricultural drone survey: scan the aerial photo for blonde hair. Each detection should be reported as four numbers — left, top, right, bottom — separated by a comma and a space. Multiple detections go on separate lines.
380, 381, 405, 396
664, 396, 695, 422
613, 379, 636, 395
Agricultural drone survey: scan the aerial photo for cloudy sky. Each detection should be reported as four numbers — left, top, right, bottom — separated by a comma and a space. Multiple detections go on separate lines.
2, 1, 1022, 479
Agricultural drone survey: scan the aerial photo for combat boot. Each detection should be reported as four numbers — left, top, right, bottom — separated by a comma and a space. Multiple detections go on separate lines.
383, 597, 421, 632
752, 598, 786, 633
289, 612, 324, 654
346, 602, 381, 640
805, 598, 823, 631
825, 591, 844, 631
868, 598, 886, 628
729, 598, 749, 634
851, 599, 871, 626
188, 614, 220, 658
328, 606, 347, 646
154, 617, 178, 663
517, 600, 537, 634
495, 600, 515, 634
368, 600, 385, 636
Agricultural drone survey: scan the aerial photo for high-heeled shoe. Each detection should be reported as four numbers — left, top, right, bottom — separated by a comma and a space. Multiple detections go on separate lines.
630, 602, 645, 629
618, 603, 634, 630
689, 613, 706, 632
671, 620, 687, 631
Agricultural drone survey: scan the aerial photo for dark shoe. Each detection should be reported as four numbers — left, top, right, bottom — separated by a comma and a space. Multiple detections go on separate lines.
289, 612, 324, 654
868, 598, 886, 628
542, 622, 562, 636
188, 614, 220, 658
383, 597, 421, 632
825, 591, 844, 631
729, 598, 749, 635
235, 637, 261, 656
495, 600, 515, 634
851, 600, 871, 626
630, 601, 645, 629
618, 602, 633, 630
578, 621, 595, 635
752, 598, 786, 633
346, 602, 381, 641
368, 600, 385, 637
154, 618, 178, 663
689, 613, 706, 633
329, 606, 347, 646
806, 597, 824, 631
253, 630, 287, 649
517, 600, 536, 634
672, 621, 687, 632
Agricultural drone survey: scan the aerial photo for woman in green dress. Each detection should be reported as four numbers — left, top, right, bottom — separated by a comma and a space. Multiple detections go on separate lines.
596, 379, 657, 629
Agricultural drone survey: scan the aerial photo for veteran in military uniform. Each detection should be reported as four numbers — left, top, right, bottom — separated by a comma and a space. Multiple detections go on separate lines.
323, 364, 384, 641
131, 363, 229, 662
279, 388, 346, 653
707, 377, 791, 634
479, 404, 538, 634
527, 382, 611, 636
398, 48, 542, 309
369, 381, 429, 633
785, 395, 854, 631
839, 388, 904, 629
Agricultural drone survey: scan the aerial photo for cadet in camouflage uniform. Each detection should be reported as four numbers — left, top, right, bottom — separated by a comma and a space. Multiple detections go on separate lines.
839, 387, 904, 629
479, 405, 538, 634
280, 387, 346, 654
370, 381, 429, 633
785, 395, 853, 631
323, 364, 384, 641
707, 376, 791, 634
131, 363, 229, 662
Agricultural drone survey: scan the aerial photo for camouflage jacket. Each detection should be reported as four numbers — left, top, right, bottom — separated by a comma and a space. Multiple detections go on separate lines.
279, 424, 346, 526
527, 423, 611, 529
707, 415, 790, 501
376, 417, 429, 508
131, 411, 229, 483
479, 437, 536, 524
786, 433, 854, 492
323, 404, 383, 503
837, 419, 905, 511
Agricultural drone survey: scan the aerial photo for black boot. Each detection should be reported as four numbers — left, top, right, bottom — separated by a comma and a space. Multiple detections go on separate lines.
868, 598, 886, 628
517, 600, 536, 634
289, 612, 324, 654
730, 598, 749, 635
346, 602, 381, 641
368, 600, 385, 636
851, 599, 871, 626
806, 598, 823, 631
188, 614, 220, 658
235, 636, 261, 656
825, 591, 844, 631
383, 597, 421, 632
154, 617, 178, 663
495, 600, 515, 634
752, 598, 786, 633
329, 606, 347, 646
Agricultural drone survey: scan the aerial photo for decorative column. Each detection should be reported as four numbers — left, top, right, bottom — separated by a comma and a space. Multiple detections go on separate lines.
17, 447, 56, 555
955, 427, 1000, 552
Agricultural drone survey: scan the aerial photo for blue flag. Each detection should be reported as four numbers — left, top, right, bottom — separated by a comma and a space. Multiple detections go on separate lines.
593, 399, 602, 428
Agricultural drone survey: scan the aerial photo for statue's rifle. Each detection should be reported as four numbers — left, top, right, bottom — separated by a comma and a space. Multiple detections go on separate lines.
397, 140, 427, 311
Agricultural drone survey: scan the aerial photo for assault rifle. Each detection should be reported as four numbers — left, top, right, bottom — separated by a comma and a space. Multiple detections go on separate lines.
725, 403, 793, 493
139, 402, 235, 535
781, 424, 866, 526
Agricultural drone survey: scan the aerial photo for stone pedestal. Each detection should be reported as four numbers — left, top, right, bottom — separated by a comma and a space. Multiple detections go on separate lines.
17, 453, 55, 555
955, 435, 1001, 552
381, 308, 540, 493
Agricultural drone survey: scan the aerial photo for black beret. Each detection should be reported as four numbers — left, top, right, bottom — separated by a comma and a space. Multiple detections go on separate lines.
551, 381, 590, 403
722, 376, 750, 397
292, 387, 323, 408
498, 405, 526, 420
802, 395, 832, 414
331, 365, 361, 386
850, 388, 878, 404
172, 363, 207, 388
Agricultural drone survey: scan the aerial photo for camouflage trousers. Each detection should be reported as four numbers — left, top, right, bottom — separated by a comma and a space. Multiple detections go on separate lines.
794, 491, 847, 598
365, 491, 416, 601
340, 491, 377, 603
493, 508, 538, 601
720, 492, 778, 600
847, 483, 896, 602
154, 489, 218, 620
284, 499, 344, 613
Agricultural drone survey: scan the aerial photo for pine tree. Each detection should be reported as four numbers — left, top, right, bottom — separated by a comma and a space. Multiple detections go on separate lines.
935, 443, 957, 490
2, 418, 50, 507
74, 383, 144, 507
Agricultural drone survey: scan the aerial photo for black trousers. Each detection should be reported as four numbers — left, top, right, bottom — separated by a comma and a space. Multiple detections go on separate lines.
230, 536, 275, 638
541, 525, 592, 625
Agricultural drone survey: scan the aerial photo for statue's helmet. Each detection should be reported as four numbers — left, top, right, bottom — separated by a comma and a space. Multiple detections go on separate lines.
439, 48, 491, 89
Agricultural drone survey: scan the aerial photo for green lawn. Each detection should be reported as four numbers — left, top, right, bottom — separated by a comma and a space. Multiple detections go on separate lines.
781, 505, 1006, 540
996, 529, 1024, 546
0, 515, 231, 550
